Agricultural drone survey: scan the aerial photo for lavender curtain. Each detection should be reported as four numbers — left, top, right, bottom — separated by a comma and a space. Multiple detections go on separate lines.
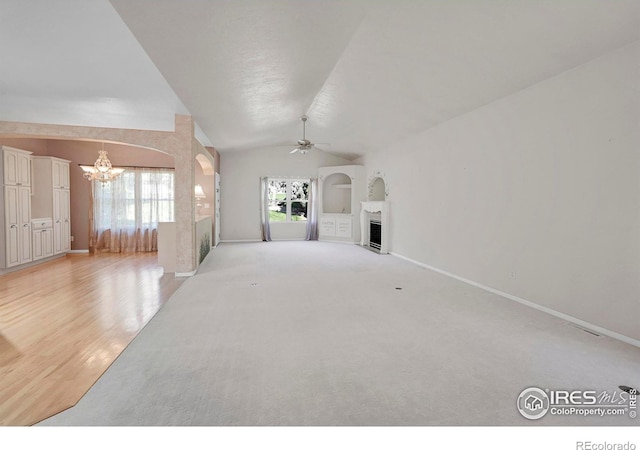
260, 177, 272, 241
305, 178, 319, 241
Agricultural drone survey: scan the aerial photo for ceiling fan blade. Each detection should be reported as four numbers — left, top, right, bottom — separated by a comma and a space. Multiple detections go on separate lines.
314, 143, 331, 146
273, 143, 298, 147
290, 147, 300, 154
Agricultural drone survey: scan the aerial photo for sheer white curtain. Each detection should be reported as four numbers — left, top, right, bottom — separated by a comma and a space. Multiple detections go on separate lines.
92, 168, 175, 253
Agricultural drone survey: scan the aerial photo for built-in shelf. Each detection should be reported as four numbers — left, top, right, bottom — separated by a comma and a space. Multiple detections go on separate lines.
318, 165, 365, 243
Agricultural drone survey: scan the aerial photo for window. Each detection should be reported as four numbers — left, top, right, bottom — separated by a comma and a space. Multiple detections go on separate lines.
95, 169, 175, 230
93, 168, 175, 252
268, 179, 309, 222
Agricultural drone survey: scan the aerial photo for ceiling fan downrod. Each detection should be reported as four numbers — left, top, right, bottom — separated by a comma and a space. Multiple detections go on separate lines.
298, 115, 309, 146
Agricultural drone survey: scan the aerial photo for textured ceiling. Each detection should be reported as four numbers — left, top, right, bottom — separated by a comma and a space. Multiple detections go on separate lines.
2, 1, 639, 158
0, 0, 207, 139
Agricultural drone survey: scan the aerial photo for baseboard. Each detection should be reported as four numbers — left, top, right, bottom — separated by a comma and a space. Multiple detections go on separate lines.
390, 252, 640, 349
68, 250, 89, 254
0, 254, 66, 276
270, 238, 307, 241
220, 239, 262, 243
318, 238, 358, 245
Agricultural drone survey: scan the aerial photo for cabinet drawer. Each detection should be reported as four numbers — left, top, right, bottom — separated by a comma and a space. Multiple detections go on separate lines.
32, 218, 53, 230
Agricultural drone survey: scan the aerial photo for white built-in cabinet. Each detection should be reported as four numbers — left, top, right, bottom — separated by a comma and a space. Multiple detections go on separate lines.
317, 165, 366, 244
1, 148, 72, 271
1, 146, 33, 268
32, 157, 71, 255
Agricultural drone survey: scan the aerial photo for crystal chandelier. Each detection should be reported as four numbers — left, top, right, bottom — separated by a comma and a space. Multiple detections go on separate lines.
80, 144, 125, 183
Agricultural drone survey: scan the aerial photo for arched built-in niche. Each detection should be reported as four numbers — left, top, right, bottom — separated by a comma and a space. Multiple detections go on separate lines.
317, 164, 366, 244
322, 172, 352, 214
361, 172, 389, 254
369, 177, 387, 201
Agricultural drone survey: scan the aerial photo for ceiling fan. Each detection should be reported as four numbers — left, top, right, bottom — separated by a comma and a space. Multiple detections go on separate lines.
289, 115, 329, 154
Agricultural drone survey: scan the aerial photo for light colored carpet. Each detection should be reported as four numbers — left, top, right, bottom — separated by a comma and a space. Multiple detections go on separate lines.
38, 241, 640, 426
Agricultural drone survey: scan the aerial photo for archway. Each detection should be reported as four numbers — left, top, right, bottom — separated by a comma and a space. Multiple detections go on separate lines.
0, 114, 201, 274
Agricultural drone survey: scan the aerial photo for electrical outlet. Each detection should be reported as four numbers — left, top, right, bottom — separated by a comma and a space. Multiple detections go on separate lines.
510, 271, 516, 279
70, 236, 74, 242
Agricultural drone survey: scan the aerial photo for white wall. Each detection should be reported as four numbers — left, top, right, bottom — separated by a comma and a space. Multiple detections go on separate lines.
357, 41, 640, 343
220, 147, 350, 241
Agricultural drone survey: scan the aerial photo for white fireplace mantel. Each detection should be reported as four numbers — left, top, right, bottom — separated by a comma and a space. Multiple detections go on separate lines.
360, 201, 389, 254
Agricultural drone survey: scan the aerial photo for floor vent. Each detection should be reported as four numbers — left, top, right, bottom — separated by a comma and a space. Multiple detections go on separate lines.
567, 323, 600, 337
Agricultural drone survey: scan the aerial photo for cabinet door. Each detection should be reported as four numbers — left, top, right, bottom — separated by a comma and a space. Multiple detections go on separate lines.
17, 152, 31, 186
18, 187, 32, 264
33, 231, 44, 261
3, 150, 18, 185
60, 189, 71, 252
52, 161, 62, 188
52, 160, 70, 189
53, 189, 70, 254
319, 216, 336, 236
5, 186, 19, 266
42, 229, 54, 257
2, 150, 31, 186
335, 217, 352, 238
60, 162, 70, 189
53, 189, 63, 254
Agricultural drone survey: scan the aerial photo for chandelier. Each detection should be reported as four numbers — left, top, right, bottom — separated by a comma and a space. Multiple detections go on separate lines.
80, 144, 125, 183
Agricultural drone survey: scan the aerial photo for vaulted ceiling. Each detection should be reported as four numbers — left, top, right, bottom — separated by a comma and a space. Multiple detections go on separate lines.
2, 1, 639, 160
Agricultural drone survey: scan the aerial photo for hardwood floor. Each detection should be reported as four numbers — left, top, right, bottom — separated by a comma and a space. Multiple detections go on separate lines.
0, 253, 184, 426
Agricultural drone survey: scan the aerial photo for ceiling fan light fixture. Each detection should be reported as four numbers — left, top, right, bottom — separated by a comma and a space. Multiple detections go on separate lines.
287, 115, 328, 155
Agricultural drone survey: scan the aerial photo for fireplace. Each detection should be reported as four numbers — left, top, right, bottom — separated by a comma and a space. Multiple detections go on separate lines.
360, 201, 388, 254
369, 219, 382, 251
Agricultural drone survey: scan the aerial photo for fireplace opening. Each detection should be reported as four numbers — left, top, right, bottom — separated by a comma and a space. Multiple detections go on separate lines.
360, 201, 387, 254
370, 219, 382, 251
